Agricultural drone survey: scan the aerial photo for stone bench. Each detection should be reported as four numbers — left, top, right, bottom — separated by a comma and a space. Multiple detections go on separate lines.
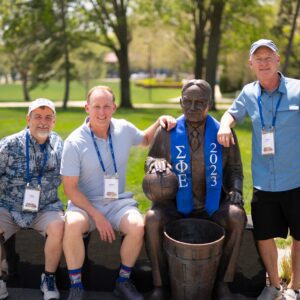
2, 230, 152, 292
1, 216, 265, 297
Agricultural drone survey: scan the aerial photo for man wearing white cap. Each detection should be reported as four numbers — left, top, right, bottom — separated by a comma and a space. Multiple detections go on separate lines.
0, 98, 64, 300
217, 39, 300, 299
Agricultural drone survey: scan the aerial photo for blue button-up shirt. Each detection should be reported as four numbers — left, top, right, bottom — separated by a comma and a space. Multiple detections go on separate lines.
0, 129, 64, 227
228, 73, 300, 192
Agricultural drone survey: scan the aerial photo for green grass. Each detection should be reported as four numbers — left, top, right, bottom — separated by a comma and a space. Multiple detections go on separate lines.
0, 107, 252, 214
0, 80, 181, 104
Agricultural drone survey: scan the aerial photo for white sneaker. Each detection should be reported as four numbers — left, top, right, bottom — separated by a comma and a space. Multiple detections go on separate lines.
258, 285, 282, 300
0, 280, 8, 300
283, 288, 299, 300
40, 273, 60, 300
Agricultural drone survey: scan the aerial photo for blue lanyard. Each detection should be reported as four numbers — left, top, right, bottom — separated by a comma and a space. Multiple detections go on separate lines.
25, 129, 48, 185
90, 127, 117, 174
257, 87, 282, 129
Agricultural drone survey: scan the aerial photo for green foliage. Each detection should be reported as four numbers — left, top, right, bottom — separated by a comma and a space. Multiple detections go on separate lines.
280, 253, 292, 284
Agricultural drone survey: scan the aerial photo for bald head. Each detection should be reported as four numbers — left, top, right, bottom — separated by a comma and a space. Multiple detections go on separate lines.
87, 85, 115, 104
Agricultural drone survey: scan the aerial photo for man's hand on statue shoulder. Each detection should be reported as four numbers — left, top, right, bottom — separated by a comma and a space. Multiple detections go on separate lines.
159, 115, 177, 131
148, 158, 172, 174
217, 125, 235, 148
226, 190, 244, 207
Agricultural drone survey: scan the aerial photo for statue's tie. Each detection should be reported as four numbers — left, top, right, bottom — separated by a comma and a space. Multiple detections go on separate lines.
190, 128, 200, 152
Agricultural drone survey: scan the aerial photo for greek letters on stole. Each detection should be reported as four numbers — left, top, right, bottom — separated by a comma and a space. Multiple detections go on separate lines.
170, 115, 223, 216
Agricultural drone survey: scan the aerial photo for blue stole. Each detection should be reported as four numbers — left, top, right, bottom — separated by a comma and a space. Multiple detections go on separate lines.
170, 115, 223, 216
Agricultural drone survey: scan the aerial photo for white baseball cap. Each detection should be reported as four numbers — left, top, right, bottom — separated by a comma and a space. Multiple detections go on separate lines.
250, 39, 278, 56
28, 98, 56, 115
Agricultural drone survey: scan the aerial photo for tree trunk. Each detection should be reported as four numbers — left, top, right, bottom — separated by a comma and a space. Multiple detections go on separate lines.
194, 23, 206, 79
116, 8, 132, 109
60, 0, 70, 109
205, 0, 225, 111
282, 0, 300, 74
194, 0, 208, 79
117, 46, 132, 108
21, 71, 31, 101
62, 50, 70, 110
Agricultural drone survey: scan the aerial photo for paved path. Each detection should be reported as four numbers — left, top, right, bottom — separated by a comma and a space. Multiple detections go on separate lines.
0, 99, 232, 110
7, 288, 117, 300
6, 288, 257, 300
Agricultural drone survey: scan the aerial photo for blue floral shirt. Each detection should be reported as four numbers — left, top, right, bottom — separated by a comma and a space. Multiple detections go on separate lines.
0, 129, 64, 227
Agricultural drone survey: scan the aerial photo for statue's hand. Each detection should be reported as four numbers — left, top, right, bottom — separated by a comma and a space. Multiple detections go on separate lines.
148, 159, 172, 174
227, 190, 244, 206
143, 160, 178, 203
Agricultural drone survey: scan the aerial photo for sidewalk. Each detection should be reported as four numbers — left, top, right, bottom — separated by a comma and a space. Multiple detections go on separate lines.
7, 288, 120, 300
0, 99, 232, 110
6, 288, 256, 300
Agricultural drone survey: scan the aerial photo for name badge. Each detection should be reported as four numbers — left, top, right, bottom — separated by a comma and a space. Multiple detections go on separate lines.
261, 129, 275, 155
104, 175, 119, 200
23, 186, 40, 212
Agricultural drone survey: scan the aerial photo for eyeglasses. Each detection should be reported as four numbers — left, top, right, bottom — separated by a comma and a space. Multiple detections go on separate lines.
181, 99, 209, 110
31, 114, 55, 122
253, 57, 275, 64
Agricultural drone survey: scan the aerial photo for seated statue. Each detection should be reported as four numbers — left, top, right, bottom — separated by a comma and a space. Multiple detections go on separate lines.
143, 79, 247, 300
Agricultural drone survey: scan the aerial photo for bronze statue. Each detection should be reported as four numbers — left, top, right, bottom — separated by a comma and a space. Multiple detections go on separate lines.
143, 79, 247, 300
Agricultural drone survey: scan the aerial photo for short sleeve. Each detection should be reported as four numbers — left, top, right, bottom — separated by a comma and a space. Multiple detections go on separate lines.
227, 90, 248, 124
60, 139, 81, 176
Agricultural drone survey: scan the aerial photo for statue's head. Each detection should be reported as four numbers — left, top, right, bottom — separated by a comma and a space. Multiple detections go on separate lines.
180, 79, 212, 123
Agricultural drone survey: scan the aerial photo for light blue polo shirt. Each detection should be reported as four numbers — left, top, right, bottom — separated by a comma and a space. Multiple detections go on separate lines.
228, 74, 300, 192
60, 118, 144, 203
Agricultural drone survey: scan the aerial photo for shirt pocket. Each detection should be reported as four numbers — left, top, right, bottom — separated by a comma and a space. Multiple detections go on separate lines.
277, 101, 300, 128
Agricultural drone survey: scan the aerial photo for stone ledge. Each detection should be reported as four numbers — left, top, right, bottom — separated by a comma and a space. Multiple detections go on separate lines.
2, 216, 265, 297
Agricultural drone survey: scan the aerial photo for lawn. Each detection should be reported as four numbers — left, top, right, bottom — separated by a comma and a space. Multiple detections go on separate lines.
0, 80, 181, 104
0, 107, 253, 214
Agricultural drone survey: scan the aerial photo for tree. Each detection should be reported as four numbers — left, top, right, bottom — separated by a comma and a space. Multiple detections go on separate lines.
73, 45, 106, 96
0, 0, 80, 105
82, 0, 132, 108
29, 0, 80, 108
205, 0, 225, 109
273, 0, 300, 74
0, 0, 43, 101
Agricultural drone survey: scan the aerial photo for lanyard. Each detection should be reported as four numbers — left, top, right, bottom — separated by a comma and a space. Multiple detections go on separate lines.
257, 87, 282, 129
25, 129, 48, 185
90, 127, 117, 174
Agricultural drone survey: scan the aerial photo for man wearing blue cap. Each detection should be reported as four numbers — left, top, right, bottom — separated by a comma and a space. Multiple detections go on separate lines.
217, 39, 300, 299
0, 99, 64, 300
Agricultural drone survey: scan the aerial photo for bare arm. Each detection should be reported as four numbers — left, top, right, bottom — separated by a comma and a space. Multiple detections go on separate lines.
140, 115, 176, 146
63, 176, 115, 243
217, 111, 236, 147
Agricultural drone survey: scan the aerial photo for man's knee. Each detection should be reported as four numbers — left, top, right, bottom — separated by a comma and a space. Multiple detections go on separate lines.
46, 220, 64, 241
120, 211, 144, 241
64, 212, 89, 237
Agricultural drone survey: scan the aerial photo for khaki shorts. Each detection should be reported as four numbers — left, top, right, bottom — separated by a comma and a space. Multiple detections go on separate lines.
0, 208, 64, 241
65, 198, 142, 233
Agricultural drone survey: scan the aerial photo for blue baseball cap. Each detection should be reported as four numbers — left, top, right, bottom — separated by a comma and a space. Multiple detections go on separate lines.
250, 39, 278, 56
